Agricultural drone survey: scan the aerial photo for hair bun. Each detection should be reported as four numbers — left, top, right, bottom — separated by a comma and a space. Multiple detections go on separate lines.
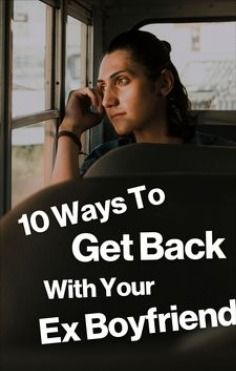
162, 40, 171, 54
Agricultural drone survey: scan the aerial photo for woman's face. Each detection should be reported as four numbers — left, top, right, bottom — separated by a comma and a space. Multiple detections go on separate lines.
97, 50, 164, 136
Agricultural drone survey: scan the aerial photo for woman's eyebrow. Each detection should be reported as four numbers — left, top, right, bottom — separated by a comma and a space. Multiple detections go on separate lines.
97, 69, 133, 84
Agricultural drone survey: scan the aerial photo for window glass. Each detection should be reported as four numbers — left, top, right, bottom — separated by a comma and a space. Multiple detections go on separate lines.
11, 121, 56, 206
141, 22, 236, 110
12, 0, 47, 117
65, 16, 89, 155
66, 16, 85, 100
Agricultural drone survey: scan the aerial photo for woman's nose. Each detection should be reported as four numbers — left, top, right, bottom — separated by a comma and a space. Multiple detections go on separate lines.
102, 86, 119, 108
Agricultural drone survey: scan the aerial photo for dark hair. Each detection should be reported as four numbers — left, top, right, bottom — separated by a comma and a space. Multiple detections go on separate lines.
106, 30, 196, 139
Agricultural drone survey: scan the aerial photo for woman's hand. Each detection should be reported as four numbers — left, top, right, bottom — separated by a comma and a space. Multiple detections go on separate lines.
60, 88, 104, 137
51, 87, 104, 184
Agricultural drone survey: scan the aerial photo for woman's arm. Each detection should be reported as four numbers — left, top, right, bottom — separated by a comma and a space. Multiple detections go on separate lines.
51, 88, 104, 184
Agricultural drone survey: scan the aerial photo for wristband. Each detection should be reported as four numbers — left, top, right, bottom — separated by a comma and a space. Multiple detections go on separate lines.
58, 130, 82, 152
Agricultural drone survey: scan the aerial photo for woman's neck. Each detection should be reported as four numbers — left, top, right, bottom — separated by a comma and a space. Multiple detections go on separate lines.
134, 122, 183, 144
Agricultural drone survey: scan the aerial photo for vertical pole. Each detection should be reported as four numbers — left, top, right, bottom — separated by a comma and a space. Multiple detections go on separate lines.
0, 0, 13, 216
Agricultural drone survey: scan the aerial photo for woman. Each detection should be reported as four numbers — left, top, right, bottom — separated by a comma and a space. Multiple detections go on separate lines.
51, 30, 225, 183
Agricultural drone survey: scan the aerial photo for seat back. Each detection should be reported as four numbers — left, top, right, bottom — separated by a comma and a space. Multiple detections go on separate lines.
1, 172, 236, 370
85, 144, 236, 177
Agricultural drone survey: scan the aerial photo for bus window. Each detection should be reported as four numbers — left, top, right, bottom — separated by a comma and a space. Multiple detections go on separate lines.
66, 17, 85, 98
12, 0, 48, 117
7, 0, 93, 209
141, 22, 236, 110
65, 14, 93, 161
11, 120, 56, 207
11, 0, 54, 207
12, 124, 43, 206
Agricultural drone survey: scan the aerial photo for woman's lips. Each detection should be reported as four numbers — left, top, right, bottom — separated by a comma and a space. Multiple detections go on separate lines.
110, 112, 126, 119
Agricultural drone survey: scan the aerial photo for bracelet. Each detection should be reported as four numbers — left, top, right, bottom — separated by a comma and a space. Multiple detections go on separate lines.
58, 130, 82, 152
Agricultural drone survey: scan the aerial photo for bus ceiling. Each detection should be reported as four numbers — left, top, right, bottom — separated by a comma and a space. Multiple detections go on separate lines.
88, 0, 236, 46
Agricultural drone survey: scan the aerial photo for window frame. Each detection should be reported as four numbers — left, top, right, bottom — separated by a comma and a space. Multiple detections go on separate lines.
0, 0, 93, 216
0, 0, 13, 215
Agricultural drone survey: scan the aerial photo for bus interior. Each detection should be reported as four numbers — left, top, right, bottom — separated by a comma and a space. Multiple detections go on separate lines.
0, 0, 235, 214
0, 1, 236, 370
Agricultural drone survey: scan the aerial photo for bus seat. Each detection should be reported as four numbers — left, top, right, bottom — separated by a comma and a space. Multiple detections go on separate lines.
1, 174, 236, 370
84, 143, 236, 177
